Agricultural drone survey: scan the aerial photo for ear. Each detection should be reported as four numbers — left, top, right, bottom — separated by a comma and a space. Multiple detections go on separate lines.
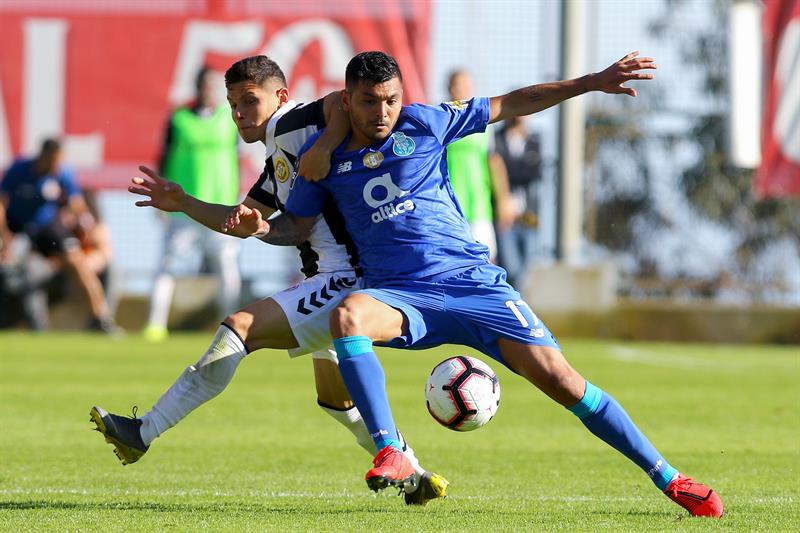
341, 89, 351, 112
276, 86, 289, 104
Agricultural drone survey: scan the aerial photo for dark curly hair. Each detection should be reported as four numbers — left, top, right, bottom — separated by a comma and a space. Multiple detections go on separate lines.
345, 51, 403, 91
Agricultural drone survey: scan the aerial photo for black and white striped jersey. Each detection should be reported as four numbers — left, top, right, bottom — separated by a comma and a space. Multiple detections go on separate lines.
246, 100, 360, 278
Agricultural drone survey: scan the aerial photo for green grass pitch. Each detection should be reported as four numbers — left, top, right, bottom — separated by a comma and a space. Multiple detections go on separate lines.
1, 332, 798, 531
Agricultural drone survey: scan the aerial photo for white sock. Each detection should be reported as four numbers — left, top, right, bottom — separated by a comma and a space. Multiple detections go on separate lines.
139, 325, 247, 446
318, 404, 426, 478
397, 430, 426, 477
318, 404, 375, 456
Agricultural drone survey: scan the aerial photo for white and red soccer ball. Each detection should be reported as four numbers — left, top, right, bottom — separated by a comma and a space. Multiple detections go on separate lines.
425, 355, 500, 431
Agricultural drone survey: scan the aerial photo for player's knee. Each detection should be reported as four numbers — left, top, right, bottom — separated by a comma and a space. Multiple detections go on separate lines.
222, 311, 251, 342
544, 365, 584, 406
329, 297, 364, 337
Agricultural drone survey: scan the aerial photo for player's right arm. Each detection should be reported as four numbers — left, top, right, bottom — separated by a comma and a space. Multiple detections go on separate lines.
129, 165, 276, 238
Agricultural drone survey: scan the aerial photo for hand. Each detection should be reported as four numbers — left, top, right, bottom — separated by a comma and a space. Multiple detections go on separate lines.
590, 51, 657, 97
129, 166, 187, 212
296, 144, 331, 182
221, 203, 269, 238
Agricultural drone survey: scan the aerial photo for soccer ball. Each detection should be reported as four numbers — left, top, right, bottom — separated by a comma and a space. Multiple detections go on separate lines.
424, 355, 500, 431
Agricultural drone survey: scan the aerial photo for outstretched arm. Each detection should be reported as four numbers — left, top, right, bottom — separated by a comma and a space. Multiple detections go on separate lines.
489, 51, 656, 124
221, 205, 315, 245
129, 165, 276, 235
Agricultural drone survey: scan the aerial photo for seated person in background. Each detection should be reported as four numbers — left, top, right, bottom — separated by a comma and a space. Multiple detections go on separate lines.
0, 138, 120, 334
65, 188, 114, 290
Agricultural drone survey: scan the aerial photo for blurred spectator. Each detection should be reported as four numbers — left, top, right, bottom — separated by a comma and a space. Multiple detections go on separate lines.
67, 189, 116, 306
144, 66, 241, 341
445, 69, 513, 261
494, 116, 542, 287
0, 138, 120, 333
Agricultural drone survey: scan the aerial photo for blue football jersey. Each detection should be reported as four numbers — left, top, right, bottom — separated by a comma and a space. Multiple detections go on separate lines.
285, 97, 492, 286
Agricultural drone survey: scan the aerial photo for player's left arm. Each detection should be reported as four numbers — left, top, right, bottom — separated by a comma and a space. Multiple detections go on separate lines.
488, 51, 656, 124
296, 91, 349, 182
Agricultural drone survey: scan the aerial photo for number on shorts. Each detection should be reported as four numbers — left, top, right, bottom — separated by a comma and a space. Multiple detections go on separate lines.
505, 300, 540, 328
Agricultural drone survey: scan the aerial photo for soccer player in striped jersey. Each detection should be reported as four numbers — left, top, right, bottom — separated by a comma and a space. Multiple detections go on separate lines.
90, 56, 446, 505
229, 51, 723, 518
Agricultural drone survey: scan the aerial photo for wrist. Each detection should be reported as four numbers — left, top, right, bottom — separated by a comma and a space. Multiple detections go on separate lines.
580, 73, 598, 93
251, 221, 270, 239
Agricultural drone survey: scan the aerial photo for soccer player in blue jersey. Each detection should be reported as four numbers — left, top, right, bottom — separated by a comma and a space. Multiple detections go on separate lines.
224, 51, 723, 518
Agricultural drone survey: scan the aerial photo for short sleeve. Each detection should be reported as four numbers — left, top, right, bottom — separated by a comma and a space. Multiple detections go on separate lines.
246, 160, 278, 209
284, 135, 330, 217
406, 97, 491, 146
285, 175, 329, 218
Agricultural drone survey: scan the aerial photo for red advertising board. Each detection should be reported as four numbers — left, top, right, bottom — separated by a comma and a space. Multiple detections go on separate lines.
756, 0, 800, 198
0, 0, 431, 188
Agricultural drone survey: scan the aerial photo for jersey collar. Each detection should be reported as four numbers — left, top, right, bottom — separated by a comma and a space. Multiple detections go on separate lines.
263, 100, 298, 158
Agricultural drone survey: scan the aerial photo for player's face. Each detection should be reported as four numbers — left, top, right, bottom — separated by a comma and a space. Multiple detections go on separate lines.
344, 78, 403, 143
226, 80, 288, 143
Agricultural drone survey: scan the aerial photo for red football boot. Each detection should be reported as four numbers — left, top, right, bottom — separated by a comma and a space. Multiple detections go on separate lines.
365, 446, 416, 492
664, 474, 724, 518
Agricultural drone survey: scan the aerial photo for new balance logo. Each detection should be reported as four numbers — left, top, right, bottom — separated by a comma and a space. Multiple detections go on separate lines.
337, 161, 352, 174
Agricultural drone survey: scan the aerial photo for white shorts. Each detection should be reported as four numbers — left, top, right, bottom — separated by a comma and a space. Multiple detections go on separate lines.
271, 271, 363, 358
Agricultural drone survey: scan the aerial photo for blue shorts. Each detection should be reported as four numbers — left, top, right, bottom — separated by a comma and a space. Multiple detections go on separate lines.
359, 263, 560, 370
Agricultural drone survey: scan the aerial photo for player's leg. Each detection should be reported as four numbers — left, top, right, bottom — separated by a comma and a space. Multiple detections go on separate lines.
329, 292, 421, 491
311, 350, 426, 474
445, 263, 722, 517
311, 351, 373, 455
91, 296, 296, 463
288, 277, 444, 503
329, 292, 406, 451
499, 341, 722, 517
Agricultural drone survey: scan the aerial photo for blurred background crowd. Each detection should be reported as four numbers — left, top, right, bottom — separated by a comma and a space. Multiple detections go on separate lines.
0, 0, 797, 342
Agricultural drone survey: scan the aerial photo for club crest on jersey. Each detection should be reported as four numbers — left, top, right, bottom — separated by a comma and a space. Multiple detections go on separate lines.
363, 151, 384, 169
445, 99, 469, 110
391, 132, 415, 156
275, 157, 290, 182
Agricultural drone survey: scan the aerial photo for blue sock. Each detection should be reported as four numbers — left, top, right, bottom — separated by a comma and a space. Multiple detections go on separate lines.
332, 336, 401, 452
568, 381, 678, 490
